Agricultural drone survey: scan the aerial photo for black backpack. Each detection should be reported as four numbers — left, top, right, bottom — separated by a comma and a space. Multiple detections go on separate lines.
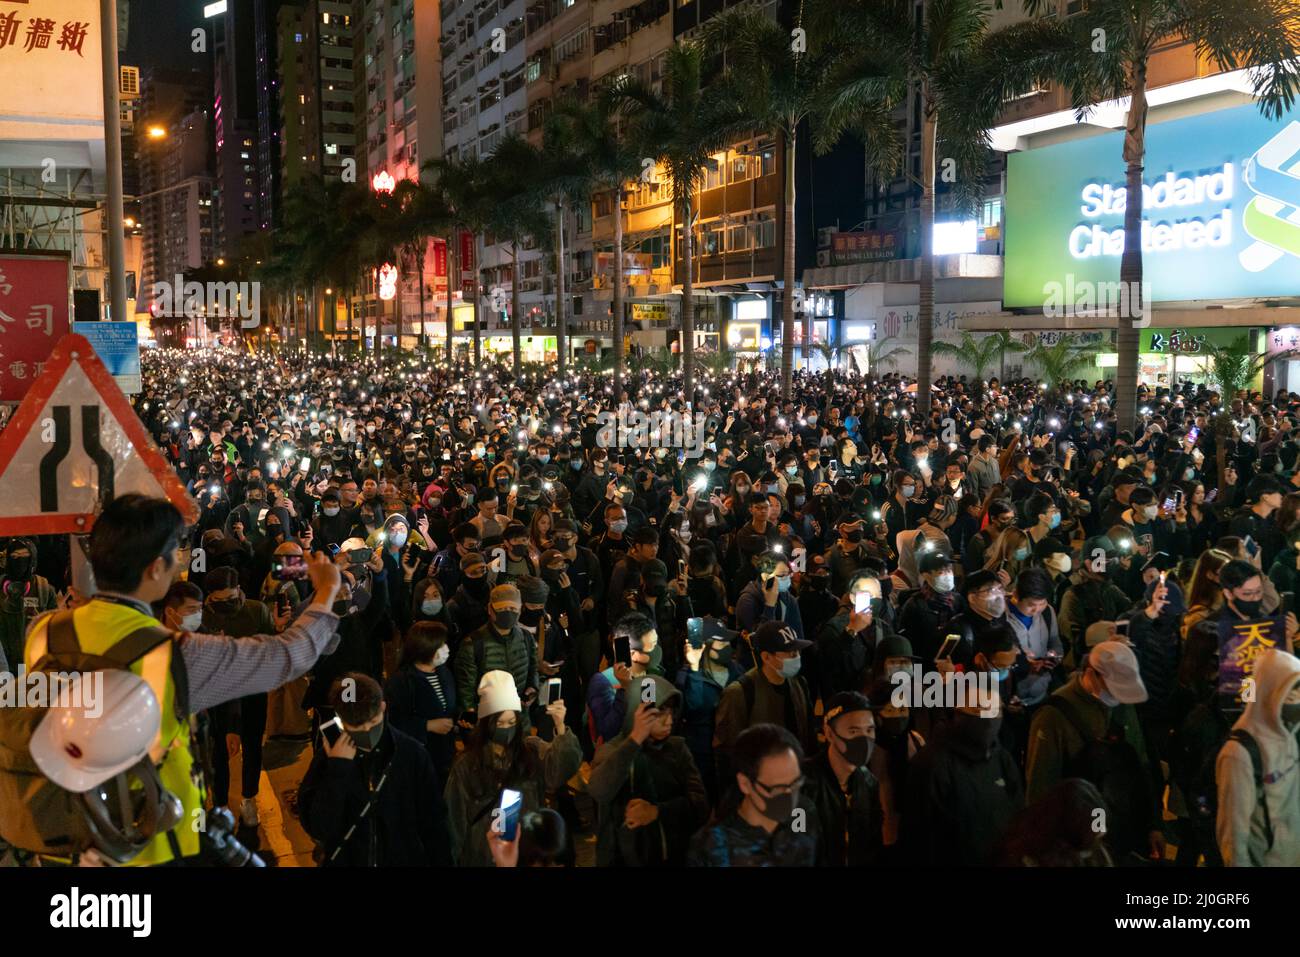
1042, 695, 1150, 856
1171, 699, 1231, 826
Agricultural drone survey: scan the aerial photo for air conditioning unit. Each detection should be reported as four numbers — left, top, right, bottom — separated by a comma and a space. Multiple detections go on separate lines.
816, 226, 834, 249
816, 250, 831, 267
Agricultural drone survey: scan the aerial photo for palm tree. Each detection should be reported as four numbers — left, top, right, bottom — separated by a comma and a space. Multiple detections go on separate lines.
821, 0, 1080, 415
391, 178, 451, 352
931, 329, 1027, 384
618, 42, 751, 407
549, 92, 644, 394
426, 155, 493, 369
484, 135, 551, 377
701, 5, 888, 398
865, 335, 912, 377
697, 344, 739, 380
1024, 335, 1096, 397
1203, 334, 1296, 488
806, 341, 849, 396
1019, 0, 1300, 432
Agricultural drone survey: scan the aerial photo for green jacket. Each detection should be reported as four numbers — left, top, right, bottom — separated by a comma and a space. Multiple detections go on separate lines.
1058, 578, 1133, 666
587, 676, 709, 866
455, 621, 539, 729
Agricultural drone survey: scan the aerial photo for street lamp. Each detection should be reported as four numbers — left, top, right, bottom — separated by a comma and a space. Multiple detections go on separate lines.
372, 170, 396, 195
147, 125, 167, 140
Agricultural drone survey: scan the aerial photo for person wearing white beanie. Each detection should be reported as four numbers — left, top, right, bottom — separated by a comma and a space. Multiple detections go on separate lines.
443, 669, 582, 866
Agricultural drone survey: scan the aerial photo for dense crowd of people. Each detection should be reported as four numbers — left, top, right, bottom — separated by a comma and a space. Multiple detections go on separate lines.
3, 343, 1300, 868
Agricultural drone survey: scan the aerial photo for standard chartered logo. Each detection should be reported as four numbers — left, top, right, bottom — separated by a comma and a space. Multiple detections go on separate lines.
1068, 164, 1234, 259
1240, 121, 1300, 272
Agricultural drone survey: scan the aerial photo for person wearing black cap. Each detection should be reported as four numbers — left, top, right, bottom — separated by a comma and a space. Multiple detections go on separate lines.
801, 691, 884, 866
607, 525, 661, 627
827, 517, 874, 595
677, 618, 744, 804
1032, 537, 1073, 609
1099, 470, 1143, 529
866, 674, 924, 858
1229, 476, 1286, 569
1058, 535, 1135, 666
896, 550, 964, 667
813, 572, 892, 702
714, 620, 816, 785
901, 694, 1024, 866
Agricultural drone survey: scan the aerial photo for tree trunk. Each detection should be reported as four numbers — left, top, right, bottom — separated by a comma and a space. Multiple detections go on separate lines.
471, 233, 482, 366
917, 98, 936, 418
511, 240, 522, 376
780, 127, 796, 399
1117, 68, 1148, 434
613, 186, 626, 397
447, 230, 458, 372
556, 201, 568, 378
682, 194, 695, 405
416, 240, 427, 352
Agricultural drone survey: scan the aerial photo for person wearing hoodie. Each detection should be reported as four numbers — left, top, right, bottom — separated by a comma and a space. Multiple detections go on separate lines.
587, 674, 709, 866
801, 691, 885, 866
675, 619, 743, 805
443, 670, 581, 866
446, 551, 493, 646
901, 696, 1024, 866
0, 537, 57, 671
1216, 647, 1300, 866
374, 513, 415, 635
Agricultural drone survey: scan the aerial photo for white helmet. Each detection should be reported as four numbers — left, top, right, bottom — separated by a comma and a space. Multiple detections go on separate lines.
31, 670, 160, 792
30, 670, 182, 863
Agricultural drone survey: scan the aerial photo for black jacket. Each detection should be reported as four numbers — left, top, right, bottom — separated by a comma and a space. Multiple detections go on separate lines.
298, 723, 452, 866
801, 749, 884, 866
384, 663, 458, 778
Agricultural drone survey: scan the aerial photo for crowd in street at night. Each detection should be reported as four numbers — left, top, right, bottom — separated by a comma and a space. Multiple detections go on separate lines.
2, 344, 1299, 869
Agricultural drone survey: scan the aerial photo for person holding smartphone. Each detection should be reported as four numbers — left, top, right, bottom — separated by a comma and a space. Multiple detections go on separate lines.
443, 670, 579, 866
298, 672, 452, 866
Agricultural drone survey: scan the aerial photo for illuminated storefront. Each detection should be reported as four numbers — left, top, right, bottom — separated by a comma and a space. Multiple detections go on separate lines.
1093, 328, 1262, 388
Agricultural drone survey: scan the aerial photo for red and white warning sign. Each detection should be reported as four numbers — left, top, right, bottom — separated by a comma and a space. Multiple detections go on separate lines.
0, 333, 197, 534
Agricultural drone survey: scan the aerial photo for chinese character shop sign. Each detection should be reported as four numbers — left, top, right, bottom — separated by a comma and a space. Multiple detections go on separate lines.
0, 0, 102, 139
0, 254, 72, 402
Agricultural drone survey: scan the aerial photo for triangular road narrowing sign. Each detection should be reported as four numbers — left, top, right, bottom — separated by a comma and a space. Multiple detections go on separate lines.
0, 333, 197, 535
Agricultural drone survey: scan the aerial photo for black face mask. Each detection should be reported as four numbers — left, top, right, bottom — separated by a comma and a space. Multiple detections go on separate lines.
1232, 597, 1264, 619
844, 529, 863, 544
465, 576, 490, 601
834, 730, 875, 767
877, 716, 909, 739
209, 597, 243, 617
5, 555, 32, 580
493, 609, 520, 632
492, 723, 517, 746
542, 567, 565, 586
953, 711, 1002, 754
751, 783, 798, 825
520, 608, 544, 629
349, 720, 384, 751
707, 644, 733, 667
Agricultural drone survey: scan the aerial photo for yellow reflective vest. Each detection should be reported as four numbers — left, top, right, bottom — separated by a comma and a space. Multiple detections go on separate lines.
25, 599, 203, 865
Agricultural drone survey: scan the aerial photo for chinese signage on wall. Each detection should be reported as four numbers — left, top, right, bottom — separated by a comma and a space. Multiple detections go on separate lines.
831, 231, 900, 265
0, 253, 73, 402
0, 0, 102, 140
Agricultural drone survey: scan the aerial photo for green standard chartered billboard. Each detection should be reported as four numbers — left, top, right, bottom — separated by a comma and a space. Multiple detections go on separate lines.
1005, 101, 1300, 308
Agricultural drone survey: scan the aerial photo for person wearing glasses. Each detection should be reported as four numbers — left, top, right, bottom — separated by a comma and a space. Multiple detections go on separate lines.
688, 723, 816, 866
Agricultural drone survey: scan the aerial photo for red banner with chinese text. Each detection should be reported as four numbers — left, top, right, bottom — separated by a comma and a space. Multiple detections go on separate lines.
0, 253, 73, 402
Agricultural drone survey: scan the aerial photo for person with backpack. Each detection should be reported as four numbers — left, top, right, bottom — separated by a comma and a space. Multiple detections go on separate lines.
4, 494, 342, 866
453, 582, 539, 732
1058, 535, 1134, 666
587, 613, 663, 747
1216, 645, 1300, 866
675, 618, 743, 806
713, 621, 816, 788
587, 675, 709, 866
1025, 641, 1163, 863
0, 537, 58, 673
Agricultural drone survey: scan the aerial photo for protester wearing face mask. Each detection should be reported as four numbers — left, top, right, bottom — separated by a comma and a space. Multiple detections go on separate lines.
942, 571, 1009, 673
444, 670, 579, 866
864, 676, 925, 858
901, 695, 1024, 866
963, 498, 1016, 575
897, 552, 963, 666
455, 583, 538, 732
735, 552, 803, 657
384, 622, 459, 782
1058, 535, 1136, 666
1026, 641, 1162, 862
801, 692, 884, 866
587, 675, 709, 867
676, 619, 743, 805
1213, 558, 1300, 645
311, 489, 353, 549
827, 518, 873, 595
445, 551, 492, 643
201, 566, 278, 829
0, 537, 57, 670
1215, 648, 1300, 866
159, 580, 205, 634
298, 672, 452, 866
714, 621, 815, 786
1033, 538, 1074, 608
688, 723, 816, 866
1229, 476, 1287, 570
881, 470, 921, 549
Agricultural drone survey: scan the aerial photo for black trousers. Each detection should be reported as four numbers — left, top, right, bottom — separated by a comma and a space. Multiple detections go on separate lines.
209, 692, 268, 806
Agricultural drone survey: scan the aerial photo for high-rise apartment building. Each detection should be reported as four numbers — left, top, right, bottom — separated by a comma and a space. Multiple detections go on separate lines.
279, 0, 360, 185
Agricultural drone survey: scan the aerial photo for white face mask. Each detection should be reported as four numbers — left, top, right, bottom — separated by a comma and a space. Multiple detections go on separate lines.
1142, 505, 1158, 521
433, 646, 450, 668
1046, 554, 1072, 574
181, 611, 203, 632
932, 571, 956, 593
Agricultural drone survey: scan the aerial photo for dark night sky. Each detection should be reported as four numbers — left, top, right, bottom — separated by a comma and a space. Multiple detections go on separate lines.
123, 0, 203, 72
